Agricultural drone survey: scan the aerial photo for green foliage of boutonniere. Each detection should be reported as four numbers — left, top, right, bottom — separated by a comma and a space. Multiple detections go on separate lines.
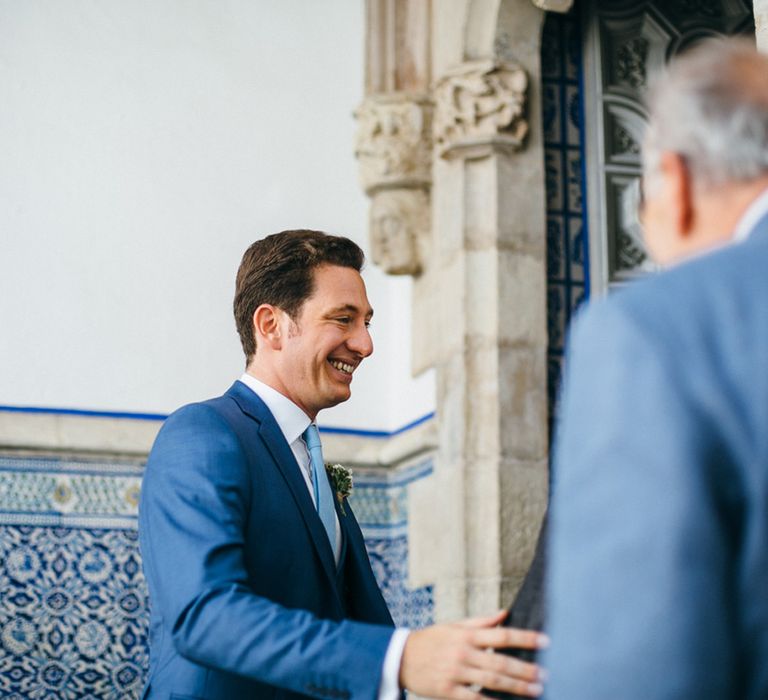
326, 463, 353, 515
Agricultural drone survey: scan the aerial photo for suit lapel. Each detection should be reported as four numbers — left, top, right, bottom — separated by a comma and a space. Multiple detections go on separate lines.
332, 483, 349, 570
226, 382, 341, 596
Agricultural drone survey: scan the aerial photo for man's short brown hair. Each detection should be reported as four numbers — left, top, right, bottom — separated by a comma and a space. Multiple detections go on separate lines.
233, 229, 365, 361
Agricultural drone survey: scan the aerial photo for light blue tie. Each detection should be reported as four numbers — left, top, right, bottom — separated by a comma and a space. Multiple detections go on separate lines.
303, 424, 337, 554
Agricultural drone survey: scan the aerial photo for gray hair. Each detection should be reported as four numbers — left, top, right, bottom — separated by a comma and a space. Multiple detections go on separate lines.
643, 38, 768, 189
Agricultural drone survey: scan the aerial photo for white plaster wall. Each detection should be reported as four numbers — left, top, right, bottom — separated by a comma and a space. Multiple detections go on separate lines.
0, 0, 434, 433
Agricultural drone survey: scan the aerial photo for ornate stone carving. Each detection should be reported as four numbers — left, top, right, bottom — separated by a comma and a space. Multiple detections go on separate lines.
617, 178, 656, 275
354, 94, 433, 195
617, 230, 648, 271
369, 189, 429, 275
615, 38, 649, 89
614, 124, 640, 156
354, 93, 432, 276
434, 60, 529, 159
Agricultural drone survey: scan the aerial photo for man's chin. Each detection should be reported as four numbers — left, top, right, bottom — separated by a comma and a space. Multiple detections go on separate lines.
323, 386, 352, 409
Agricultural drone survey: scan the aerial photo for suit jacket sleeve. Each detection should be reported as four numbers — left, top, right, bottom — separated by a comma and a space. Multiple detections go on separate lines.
139, 403, 394, 700
544, 299, 740, 699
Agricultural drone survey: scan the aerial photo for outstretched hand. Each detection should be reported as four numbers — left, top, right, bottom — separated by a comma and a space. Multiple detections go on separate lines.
399, 610, 547, 700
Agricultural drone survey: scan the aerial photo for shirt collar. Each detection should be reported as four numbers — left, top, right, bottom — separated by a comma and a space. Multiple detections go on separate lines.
670, 185, 768, 268
733, 186, 768, 243
238, 373, 311, 446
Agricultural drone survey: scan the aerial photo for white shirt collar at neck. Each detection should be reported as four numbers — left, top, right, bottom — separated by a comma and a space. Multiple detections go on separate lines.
733, 186, 768, 243
238, 373, 312, 446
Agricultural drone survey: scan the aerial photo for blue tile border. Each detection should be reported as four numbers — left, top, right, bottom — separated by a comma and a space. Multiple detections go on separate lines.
0, 405, 167, 421
0, 405, 436, 440
0, 451, 437, 631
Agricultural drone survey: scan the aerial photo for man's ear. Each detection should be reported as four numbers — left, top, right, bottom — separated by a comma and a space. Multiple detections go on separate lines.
253, 304, 283, 350
660, 151, 694, 238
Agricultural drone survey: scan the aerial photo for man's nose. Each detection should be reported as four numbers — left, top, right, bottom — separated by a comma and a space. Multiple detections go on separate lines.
349, 322, 373, 358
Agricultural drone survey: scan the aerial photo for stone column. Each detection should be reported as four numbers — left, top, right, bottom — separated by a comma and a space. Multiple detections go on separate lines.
355, 94, 432, 275
409, 1, 549, 621
355, 0, 433, 276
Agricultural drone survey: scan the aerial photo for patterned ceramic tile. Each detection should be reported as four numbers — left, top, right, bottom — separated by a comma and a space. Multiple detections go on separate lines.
566, 148, 583, 214
541, 84, 561, 144
352, 460, 435, 626
545, 149, 565, 212
0, 525, 147, 699
566, 84, 582, 147
0, 453, 435, 696
367, 536, 434, 628
547, 284, 567, 352
564, 15, 581, 81
350, 459, 433, 532
571, 284, 587, 314
547, 216, 566, 280
541, 24, 562, 79
569, 218, 586, 283
543, 5, 590, 427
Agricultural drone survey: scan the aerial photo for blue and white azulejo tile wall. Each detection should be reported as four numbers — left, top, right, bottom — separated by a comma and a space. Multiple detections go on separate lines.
0, 454, 147, 699
0, 450, 433, 698
541, 3, 591, 430
350, 458, 434, 629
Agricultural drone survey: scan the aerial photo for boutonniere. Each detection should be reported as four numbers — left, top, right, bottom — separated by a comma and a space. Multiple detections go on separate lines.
325, 463, 353, 515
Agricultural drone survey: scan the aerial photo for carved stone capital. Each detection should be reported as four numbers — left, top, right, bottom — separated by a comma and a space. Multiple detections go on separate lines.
434, 60, 529, 160
369, 188, 429, 276
354, 93, 433, 195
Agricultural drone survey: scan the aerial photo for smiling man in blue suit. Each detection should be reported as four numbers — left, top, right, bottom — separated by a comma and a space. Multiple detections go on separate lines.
545, 39, 768, 699
139, 229, 547, 700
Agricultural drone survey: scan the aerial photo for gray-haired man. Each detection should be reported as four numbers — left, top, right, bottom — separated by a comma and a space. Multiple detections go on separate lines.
545, 38, 768, 699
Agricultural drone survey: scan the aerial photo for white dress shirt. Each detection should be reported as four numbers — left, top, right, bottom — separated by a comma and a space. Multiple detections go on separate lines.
733, 186, 768, 243
238, 374, 408, 700
239, 373, 342, 561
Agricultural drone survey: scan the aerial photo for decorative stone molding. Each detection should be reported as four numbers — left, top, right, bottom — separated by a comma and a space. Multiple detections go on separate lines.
354, 93, 433, 194
0, 411, 161, 456
434, 60, 529, 159
0, 410, 438, 472
355, 93, 433, 276
369, 188, 429, 275
615, 37, 649, 89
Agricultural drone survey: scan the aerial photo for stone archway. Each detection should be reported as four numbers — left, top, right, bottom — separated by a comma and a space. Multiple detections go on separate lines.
357, 0, 563, 621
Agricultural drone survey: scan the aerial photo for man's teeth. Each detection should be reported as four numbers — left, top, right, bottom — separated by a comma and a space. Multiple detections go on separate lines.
330, 360, 354, 374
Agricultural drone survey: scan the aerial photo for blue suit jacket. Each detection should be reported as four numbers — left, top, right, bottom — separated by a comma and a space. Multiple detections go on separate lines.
139, 381, 395, 700
546, 220, 768, 699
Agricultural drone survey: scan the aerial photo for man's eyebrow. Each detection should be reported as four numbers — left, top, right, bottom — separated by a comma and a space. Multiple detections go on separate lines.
326, 304, 374, 318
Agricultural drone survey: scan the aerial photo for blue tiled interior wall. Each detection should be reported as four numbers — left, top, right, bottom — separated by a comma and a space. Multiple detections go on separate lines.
351, 460, 434, 630
542, 4, 590, 430
0, 452, 433, 698
0, 456, 147, 699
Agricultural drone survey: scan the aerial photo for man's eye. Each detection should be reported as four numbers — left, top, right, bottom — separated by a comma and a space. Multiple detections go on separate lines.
364, 320, 372, 329
336, 317, 351, 324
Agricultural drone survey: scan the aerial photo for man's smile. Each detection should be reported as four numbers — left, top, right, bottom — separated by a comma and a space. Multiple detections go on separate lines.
328, 358, 357, 376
